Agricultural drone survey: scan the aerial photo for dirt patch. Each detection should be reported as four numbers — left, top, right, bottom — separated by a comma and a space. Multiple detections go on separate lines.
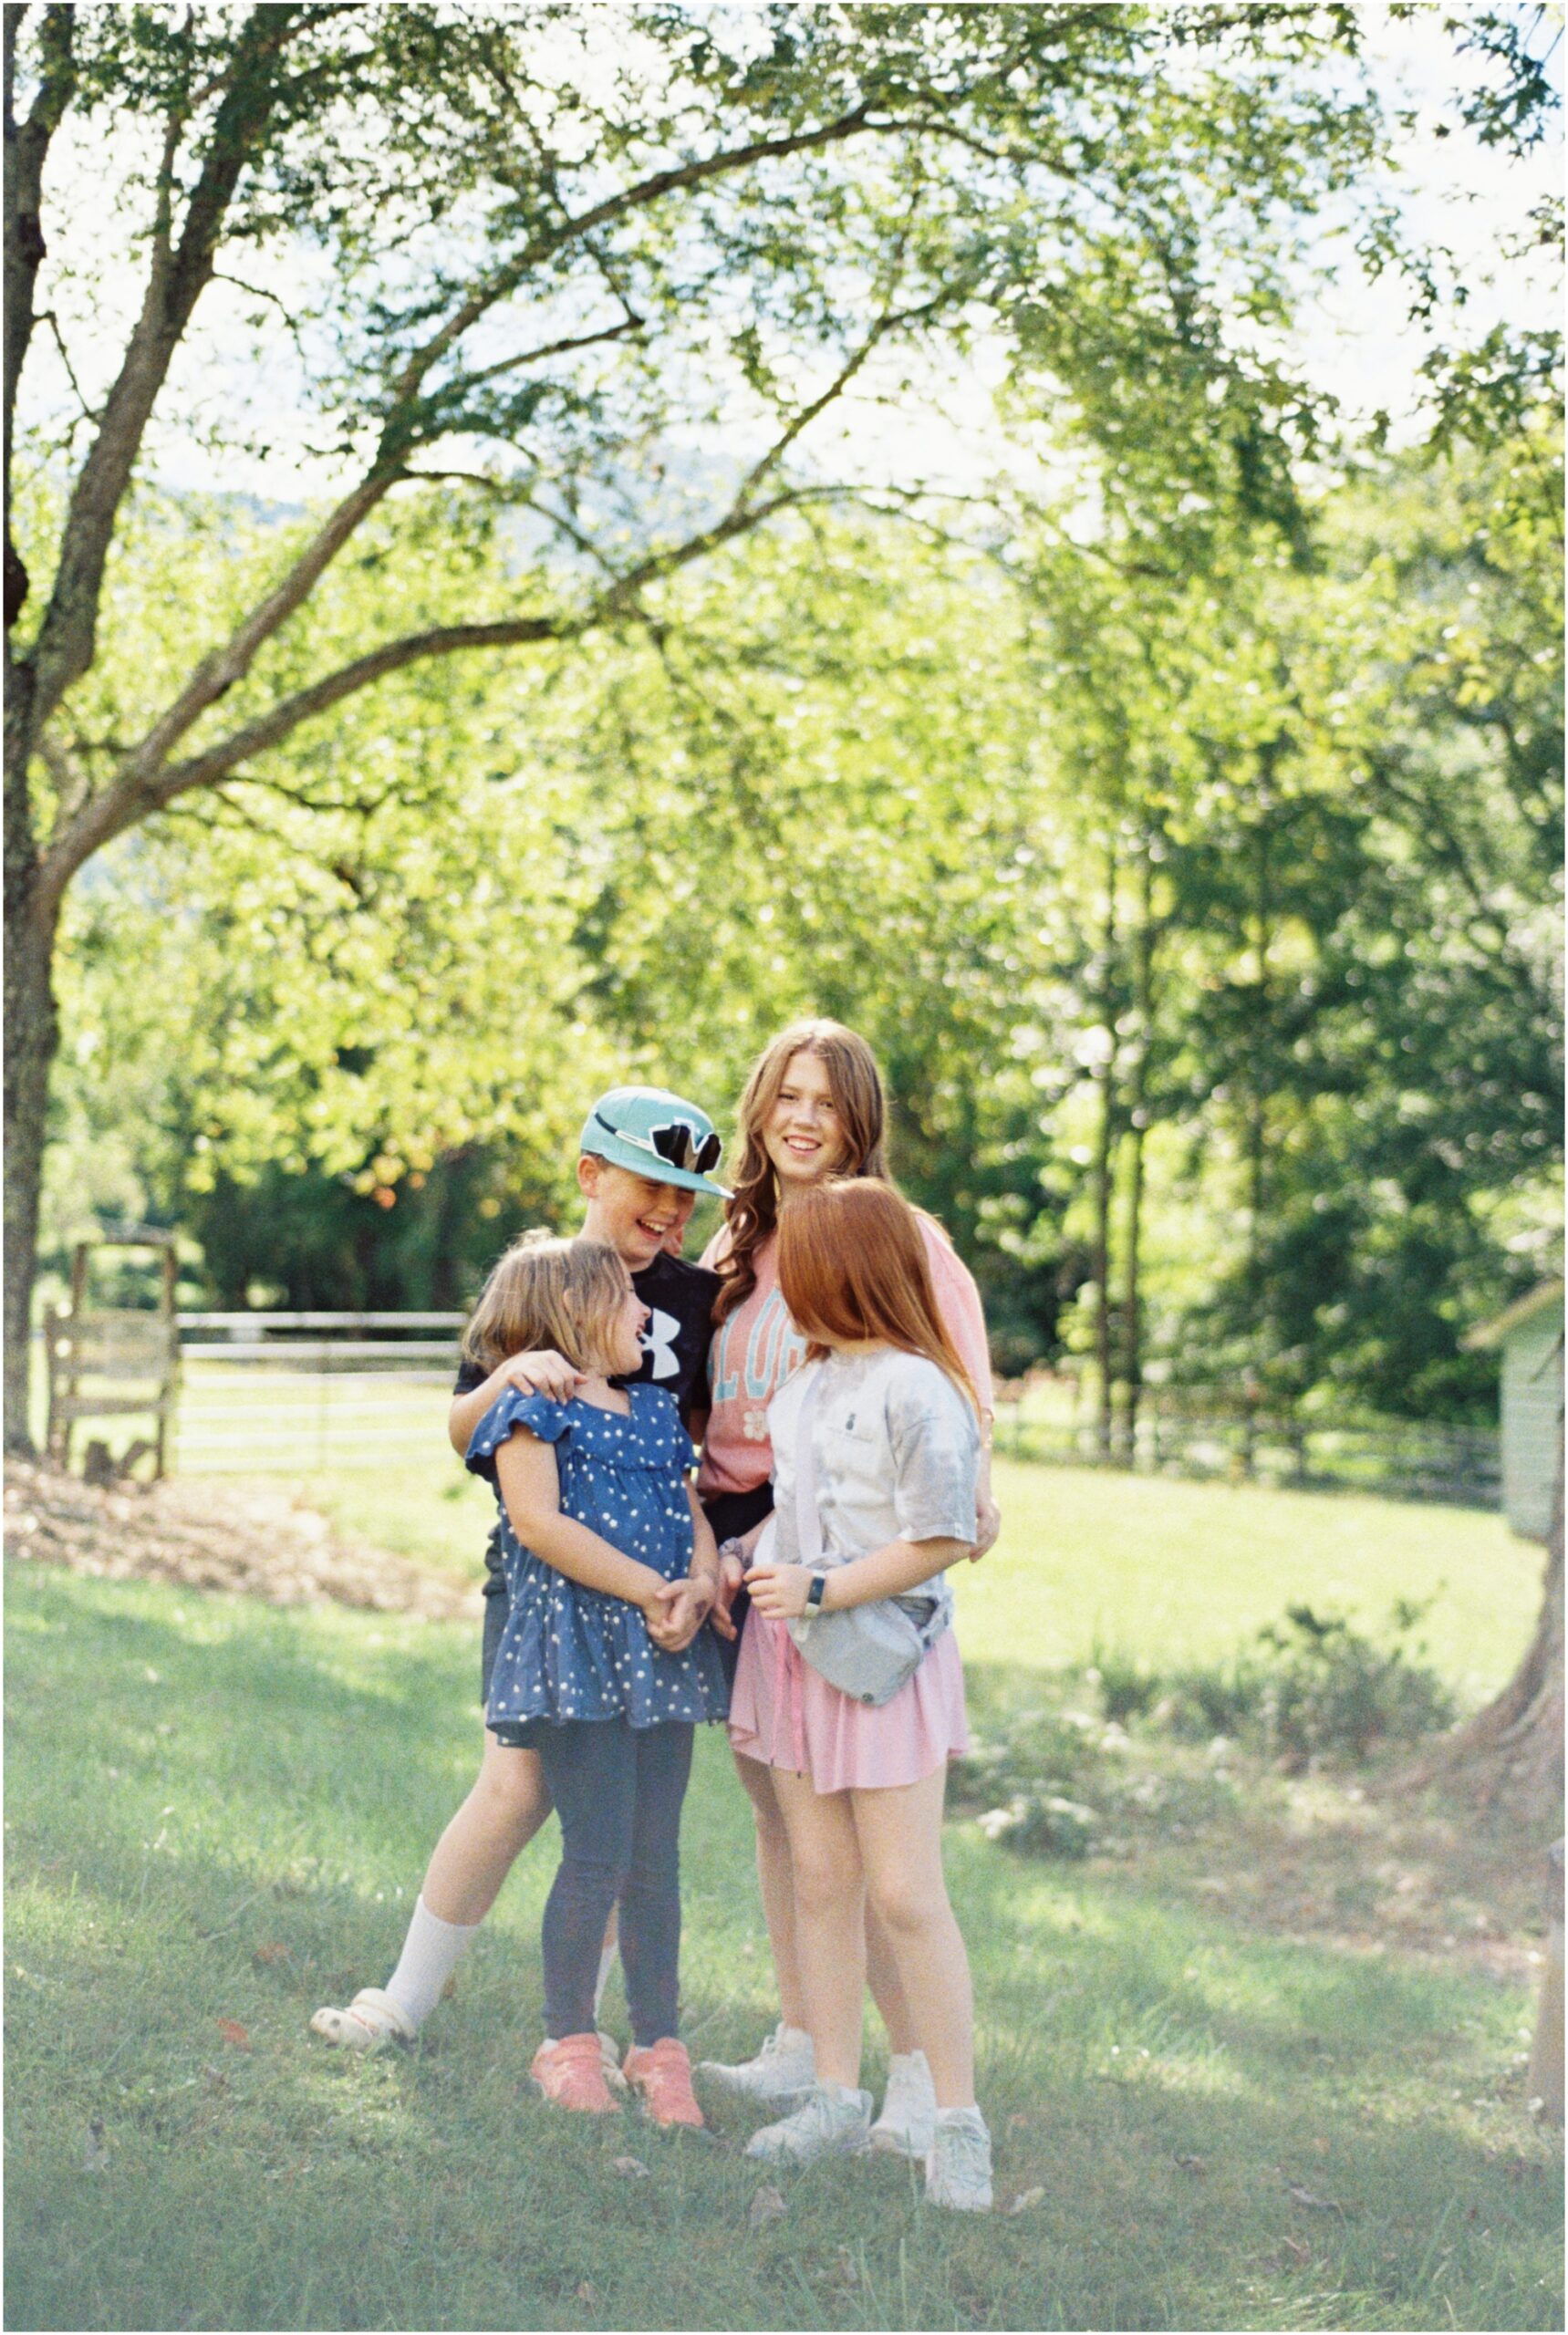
4, 1458, 475, 1622
1122, 1765, 1555, 1982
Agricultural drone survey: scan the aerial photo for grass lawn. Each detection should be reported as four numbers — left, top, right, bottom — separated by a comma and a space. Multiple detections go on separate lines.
294, 1453, 1541, 1708
6, 1523, 1562, 2330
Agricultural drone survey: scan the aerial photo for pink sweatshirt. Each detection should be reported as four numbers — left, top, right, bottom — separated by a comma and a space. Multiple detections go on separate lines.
696, 1214, 993, 1501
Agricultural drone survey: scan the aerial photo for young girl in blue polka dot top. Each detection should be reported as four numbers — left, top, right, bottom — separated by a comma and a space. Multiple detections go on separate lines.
464, 1232, 729, 2126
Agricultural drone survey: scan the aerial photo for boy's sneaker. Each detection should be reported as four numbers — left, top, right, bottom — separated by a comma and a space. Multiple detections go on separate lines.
530, 2032, 619, 2115
698, 2022, 815, 2107
744, 2081, 872, 2166
869, 2050, 937, 2159
624, 2038, 705, 2130
924, 2106, 993, 2213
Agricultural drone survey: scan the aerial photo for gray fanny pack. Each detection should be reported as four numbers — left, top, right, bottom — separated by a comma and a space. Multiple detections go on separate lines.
785, 1370, 949, 1707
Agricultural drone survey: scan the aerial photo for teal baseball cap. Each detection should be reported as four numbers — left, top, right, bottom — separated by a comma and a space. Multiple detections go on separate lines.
580, 1085, 730, 1199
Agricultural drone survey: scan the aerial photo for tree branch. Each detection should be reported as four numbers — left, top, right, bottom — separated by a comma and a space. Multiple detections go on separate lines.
460, 311, 646, 393
383, 99, 877, 407
23, 3, 307, 729
110, 463, 402, 797
5, 1, 77, 632
36, 478, 834, 906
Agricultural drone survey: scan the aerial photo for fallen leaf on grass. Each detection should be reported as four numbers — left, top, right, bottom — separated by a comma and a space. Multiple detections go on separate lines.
610, 2154, 649, 2179
748, 2183, 787, 2230
83, 2117, 110, 2174
1008, 2186, 1046, 2215
216, 2019, 251, 2050
1283, 2177, 1350, 2215
1276, 2236, 1312, 2265
1173, 2154, 1209, 2176
575, 2281, 598, 2305
252, 1943, 290, 1967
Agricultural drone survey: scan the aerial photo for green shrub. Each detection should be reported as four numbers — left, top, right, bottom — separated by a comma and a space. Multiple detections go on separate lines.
950, 1710, 1106, 1858
1104, 1600, 1457, 1766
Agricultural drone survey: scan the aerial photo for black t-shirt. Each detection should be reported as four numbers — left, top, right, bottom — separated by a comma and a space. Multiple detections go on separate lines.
453, 1250, 722, 1595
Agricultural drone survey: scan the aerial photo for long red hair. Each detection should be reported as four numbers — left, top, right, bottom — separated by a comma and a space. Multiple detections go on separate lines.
713, 1019, 889, 1327
776, 1179, 977, 1414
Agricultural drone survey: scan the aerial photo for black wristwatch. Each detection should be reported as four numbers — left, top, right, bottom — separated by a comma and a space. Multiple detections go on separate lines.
805, 1572, 828, 1614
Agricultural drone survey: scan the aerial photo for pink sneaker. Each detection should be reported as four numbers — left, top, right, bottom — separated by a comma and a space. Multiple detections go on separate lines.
531, 2032, 618, 2114
623, 2037, 705, 2129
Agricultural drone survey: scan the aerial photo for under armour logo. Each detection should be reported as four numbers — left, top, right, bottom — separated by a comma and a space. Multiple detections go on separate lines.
641, 1307, 680, 1380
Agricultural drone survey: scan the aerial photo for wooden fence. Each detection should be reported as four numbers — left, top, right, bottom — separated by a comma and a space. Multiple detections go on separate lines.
33, 1315, 1502, 1502
993, 1383, 1501, 1508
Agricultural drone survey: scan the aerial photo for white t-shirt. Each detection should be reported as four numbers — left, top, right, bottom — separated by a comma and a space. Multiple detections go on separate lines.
767, 1345, 980, 1614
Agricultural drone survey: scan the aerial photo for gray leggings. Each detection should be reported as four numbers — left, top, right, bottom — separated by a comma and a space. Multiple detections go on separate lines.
535, 1719, 695, 2048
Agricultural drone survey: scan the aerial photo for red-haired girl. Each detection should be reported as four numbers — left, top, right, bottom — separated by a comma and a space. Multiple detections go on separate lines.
732, 1177, 992, 2209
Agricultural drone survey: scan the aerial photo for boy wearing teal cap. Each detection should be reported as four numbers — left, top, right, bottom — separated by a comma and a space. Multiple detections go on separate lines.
312, 1084, 728, 2060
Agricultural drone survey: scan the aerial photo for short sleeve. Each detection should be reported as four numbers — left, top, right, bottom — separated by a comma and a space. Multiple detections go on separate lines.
887, 1361, 980, 1546
464, 1387, 570, 1483
919, 1218, 994, 1416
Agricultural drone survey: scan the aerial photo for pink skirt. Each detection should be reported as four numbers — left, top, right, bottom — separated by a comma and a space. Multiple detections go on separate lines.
729, 1608, 969, 1792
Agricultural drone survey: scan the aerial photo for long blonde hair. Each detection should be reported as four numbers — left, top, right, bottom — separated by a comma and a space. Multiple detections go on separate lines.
713, 1019, 889, 1327
462, 1232, 629, 1375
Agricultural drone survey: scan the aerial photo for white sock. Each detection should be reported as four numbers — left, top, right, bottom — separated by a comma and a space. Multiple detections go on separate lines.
592, 1935, 618, 2024
384, 1896, 481, 2031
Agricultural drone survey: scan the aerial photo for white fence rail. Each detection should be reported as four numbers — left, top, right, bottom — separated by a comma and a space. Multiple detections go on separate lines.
171, 1311, 466, 1472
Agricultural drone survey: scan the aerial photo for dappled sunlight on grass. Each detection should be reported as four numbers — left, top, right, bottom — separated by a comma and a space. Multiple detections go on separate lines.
6, 1558, 1561, 2332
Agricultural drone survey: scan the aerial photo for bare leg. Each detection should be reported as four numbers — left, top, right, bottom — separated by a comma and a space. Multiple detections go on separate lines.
865, 1904, 920, 2052
769, 1767, 867, 2089
421, 1734, 554, 1926
852, 1769, 974, 2108
732, 1748, 808, 2029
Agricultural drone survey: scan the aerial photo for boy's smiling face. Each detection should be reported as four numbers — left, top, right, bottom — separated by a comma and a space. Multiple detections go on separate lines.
577, 1155, 695, 1270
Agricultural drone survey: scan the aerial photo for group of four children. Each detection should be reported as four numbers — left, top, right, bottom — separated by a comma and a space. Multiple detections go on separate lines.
312, 1020, 999, 2213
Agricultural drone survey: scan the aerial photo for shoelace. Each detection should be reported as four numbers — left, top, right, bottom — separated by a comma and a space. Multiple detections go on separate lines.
933, 2120, 990, 2184
754, 2024, 795, 2070
785, 2089, 861, 2147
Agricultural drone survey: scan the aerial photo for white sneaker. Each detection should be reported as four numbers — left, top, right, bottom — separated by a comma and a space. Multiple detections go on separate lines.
698, 2022, 815, 2106
744, 2081, 873, 2166
924, 2106, 993, 2213
869, 2050, 937, 2159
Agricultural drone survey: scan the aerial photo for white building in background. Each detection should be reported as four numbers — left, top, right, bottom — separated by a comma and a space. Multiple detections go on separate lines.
1468, 1281, 1564, 1541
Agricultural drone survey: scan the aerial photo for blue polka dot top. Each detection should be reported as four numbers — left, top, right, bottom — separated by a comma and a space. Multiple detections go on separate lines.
465, 1382, 730, 1736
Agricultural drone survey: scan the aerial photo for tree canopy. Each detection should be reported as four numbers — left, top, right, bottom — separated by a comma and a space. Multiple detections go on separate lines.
5, 0, 1563, 1444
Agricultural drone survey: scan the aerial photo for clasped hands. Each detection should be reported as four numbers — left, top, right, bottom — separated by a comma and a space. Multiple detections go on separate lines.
643, 1556, 743, 1654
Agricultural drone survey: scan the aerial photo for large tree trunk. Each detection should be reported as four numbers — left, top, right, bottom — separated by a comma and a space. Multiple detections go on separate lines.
4, 679, 59, 1452
1404, 1458, 1564, 1824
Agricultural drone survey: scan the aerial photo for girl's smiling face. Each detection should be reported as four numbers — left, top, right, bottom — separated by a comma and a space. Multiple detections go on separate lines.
599, 1274, 650, 1378
763, 1049, 850, 1191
